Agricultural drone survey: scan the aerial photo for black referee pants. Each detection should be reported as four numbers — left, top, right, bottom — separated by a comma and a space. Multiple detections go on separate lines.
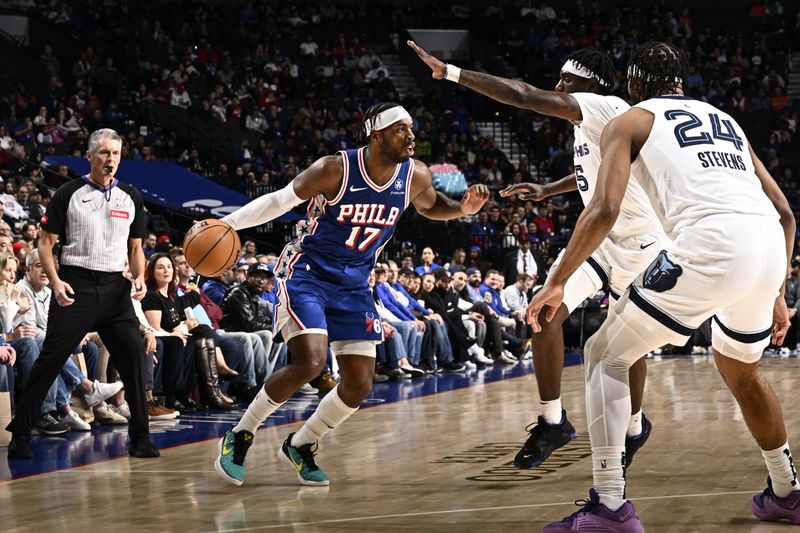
7, 266, 149, 441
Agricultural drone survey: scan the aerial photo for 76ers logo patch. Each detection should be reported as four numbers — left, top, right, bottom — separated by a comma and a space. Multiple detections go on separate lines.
365, 312, 382, 334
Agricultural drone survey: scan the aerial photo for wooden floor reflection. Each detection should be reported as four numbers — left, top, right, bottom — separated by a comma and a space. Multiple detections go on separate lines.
2, 356, 799, 532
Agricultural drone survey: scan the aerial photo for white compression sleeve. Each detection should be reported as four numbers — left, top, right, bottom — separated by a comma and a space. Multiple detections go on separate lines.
221, 183, 304, 231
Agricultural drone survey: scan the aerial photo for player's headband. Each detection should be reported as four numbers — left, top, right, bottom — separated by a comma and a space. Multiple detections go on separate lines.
365, 106, 412, 136
561, 59, 612, 87
627, 64, 682, 84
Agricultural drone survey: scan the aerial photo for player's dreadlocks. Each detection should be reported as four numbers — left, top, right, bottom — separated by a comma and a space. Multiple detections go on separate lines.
357, 102, 402, 145
563, 49, 618, 94
626, 42, 688, 103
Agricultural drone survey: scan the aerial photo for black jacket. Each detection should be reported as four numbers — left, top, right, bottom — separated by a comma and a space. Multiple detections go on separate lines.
220, 282, 270, 332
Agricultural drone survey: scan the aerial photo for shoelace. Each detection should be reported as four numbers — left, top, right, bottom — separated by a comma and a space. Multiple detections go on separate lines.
297, 443, 320, 471
561, 497, 598, 521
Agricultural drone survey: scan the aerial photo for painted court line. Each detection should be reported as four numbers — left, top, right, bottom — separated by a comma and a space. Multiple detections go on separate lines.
202, 489, 762, 532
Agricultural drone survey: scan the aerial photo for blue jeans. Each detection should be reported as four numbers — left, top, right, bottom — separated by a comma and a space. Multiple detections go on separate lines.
387, 320, 418, 364
429, 320, 454, 364
56, 342, 99, 408
12, 336, 58, 413
216, 330, 267, 388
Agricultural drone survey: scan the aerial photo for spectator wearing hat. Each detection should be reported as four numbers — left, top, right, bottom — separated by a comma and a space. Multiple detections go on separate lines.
220, 263, 279, 373
230, 258, 250, 286
465, 245, 490, 274
155, 234, 172, 252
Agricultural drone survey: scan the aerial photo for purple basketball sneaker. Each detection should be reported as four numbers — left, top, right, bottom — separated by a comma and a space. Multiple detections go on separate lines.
751, 477, 800, 524
542, 489, 643, 532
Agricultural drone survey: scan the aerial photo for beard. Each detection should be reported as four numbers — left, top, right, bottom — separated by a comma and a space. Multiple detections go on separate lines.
468, 279, 481, 288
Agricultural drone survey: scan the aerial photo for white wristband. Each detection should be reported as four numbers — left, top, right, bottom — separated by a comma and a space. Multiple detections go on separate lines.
445, 64, 461, 83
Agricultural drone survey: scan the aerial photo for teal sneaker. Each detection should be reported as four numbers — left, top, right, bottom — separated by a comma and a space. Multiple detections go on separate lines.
278, 432, 330, 486
214, 429, 254, 486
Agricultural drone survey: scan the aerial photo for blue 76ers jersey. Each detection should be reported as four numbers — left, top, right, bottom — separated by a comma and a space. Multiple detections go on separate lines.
275, 147, 414, 288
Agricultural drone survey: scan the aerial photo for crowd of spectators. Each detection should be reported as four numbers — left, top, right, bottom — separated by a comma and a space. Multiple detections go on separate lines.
0, 0, 798, 355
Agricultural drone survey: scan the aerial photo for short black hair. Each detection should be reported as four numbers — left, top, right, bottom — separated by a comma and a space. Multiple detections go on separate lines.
357, 102, 402, 145
626, 42, 688, 102
563, 49, 618, 95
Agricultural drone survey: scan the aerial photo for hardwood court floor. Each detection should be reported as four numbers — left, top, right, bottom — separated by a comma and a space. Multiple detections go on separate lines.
2, 355, 799, 532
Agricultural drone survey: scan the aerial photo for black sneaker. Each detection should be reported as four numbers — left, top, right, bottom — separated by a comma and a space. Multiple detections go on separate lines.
128, 435, 161, 458
7, 434, 34, 459
514, 410, 576, 468
442, 361, 466, 373
625, 413, 652, 468
32, 413, 70, 435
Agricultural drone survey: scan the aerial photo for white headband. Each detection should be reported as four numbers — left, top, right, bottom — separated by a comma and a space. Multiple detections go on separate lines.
365, 106, 412, 136
561, 59, 611, 87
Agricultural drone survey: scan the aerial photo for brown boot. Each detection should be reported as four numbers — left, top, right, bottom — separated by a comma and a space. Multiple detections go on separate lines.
193, 338, 236, 409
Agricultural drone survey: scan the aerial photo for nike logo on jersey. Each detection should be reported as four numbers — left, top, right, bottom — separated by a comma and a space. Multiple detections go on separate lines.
349, 185, 368, 192
640, 242, 656, 249
82, 198, 93, 203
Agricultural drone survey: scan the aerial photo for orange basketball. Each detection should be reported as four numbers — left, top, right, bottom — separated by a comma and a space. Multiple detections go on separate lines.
182, 219, 241, 277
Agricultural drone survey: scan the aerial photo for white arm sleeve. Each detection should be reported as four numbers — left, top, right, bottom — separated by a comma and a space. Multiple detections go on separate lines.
221, 183, 305, 231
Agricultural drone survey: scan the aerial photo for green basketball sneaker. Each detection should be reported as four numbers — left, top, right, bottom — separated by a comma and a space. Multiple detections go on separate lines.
278, 432, 330, 486
214, 429, 254, 486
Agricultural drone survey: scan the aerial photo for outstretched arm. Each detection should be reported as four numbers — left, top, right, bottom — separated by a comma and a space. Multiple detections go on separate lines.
410, 162, 489, 220
526, 109, 653, 330
408, 40, 582, 122
500, 173, 578, 201
222, 155, 343, 230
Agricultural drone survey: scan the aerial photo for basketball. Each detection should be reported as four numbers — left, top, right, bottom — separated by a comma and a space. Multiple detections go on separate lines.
182, 219, 241, 277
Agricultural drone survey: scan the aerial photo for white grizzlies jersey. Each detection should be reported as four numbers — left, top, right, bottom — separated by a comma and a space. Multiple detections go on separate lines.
571, 93, 660, 235
631, 96, 778, 238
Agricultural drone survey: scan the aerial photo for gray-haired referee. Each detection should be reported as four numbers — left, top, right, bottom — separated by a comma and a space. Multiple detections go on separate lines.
7, 128, 158, 459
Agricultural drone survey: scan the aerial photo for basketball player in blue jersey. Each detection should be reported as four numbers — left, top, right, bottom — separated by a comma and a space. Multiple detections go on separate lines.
530, 42, 798, 531
409, 41, 660, 469
214, 102, 489, 486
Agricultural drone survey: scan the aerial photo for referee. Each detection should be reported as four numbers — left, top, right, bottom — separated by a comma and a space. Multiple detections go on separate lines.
7, 128, 158, 459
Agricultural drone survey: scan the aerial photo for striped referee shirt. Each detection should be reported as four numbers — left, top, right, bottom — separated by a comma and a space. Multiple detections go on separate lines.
41, 176, 147, 272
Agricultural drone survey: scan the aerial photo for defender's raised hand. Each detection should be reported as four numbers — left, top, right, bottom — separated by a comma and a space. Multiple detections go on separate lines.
407, 40, 446, 79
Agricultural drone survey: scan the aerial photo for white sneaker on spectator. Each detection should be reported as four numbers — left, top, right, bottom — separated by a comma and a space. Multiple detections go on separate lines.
521, 349, 533, 360
499, 351, 518, 364
464, 359, 477, 369
467, 343, 485, 357
93, 401, 128, 425
60, 410, 91, 431
298, 383, 319, 395
474, 352, 494, 365
83, 380, 124, 407
398, 362, 425, 377
113, 402, 131, 420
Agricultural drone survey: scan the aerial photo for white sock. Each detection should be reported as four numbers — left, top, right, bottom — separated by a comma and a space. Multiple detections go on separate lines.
762, 442, 799, 497
592, 446, 627, 510
233, 387, 283, 434
291, 385, 358, 448
627, 410, 643, 437
540, 398, 563, 425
